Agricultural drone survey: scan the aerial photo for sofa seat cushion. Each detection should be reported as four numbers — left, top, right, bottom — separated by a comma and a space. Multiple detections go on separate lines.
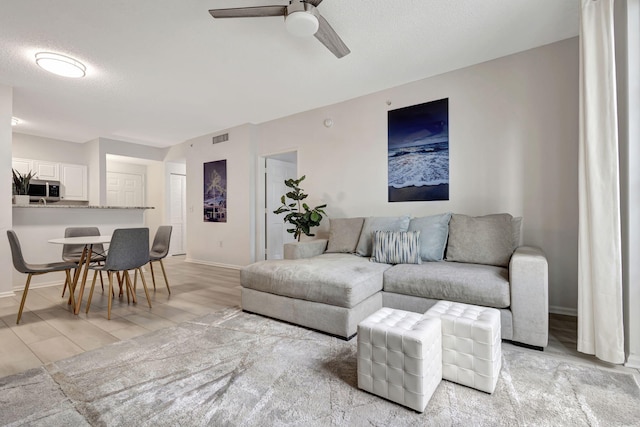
383, 261, 510, 308
241, 253, 392, 308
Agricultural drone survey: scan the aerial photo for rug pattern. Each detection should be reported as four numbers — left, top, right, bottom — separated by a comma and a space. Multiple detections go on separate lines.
1, 308, 639, 426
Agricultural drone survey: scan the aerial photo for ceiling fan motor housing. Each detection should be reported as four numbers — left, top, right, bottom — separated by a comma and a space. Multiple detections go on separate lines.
285, 1, 320, 37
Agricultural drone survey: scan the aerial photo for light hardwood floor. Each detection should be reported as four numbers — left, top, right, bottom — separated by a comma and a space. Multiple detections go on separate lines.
1, 256, 638, 381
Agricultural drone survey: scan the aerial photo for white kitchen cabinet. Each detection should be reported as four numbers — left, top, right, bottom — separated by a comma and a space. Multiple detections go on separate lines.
12, 158, 34, 176
60, 163, 88, 201
33, 160, 60, 180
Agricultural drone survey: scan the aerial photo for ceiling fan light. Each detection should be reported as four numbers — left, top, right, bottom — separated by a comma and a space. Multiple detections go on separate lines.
285, 11, 319, 37
35, 52, 86, 78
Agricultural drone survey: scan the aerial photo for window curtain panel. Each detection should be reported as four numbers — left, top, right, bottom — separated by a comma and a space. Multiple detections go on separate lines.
578, 0, 625, 364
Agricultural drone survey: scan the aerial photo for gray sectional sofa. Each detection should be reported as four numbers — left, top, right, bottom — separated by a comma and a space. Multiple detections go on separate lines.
241, 213, 549, 349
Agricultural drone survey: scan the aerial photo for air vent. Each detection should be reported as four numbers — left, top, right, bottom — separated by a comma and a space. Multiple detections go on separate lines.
212, 133, 229, 144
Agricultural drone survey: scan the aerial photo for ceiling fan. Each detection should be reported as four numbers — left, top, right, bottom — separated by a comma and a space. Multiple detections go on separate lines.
209, 0, 350, 58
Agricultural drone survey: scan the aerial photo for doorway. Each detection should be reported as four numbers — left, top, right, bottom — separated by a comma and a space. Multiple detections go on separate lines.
169, 173, 187, 255
264, 152, 297, 259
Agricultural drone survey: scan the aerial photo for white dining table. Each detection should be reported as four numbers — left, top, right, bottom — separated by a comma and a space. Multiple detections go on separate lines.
48, 235, 112, 314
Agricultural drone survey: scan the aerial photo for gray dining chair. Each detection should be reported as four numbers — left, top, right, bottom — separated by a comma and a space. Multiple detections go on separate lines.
7, 230, 77, 324
61, 226, 106, 298
85, 227, 152, 319
149, 225, 172, 294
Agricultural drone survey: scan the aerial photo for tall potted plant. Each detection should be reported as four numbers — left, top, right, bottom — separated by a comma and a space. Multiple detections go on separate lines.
273, 175, 327, 242
12, 169, 33, 205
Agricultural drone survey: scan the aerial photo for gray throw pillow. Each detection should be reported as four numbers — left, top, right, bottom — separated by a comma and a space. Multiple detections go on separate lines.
370, 230, 422, 265
408, 212, 452, 261
445, 213, 515, 267
325, 217, 365, 253
355, 216, 411, 257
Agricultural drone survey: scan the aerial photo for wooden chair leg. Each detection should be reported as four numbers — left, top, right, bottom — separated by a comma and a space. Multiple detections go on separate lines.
65, 269, 75, 311
61, 267, 77, 297
107, 271, 114, 320
85, 270, 99, 314
149, 261, 157, 290
117, 272, 124, 297
137, 268, 152, 308
16, 274, 33, 324
124, 271, 137, 304
159, 259, 171, 294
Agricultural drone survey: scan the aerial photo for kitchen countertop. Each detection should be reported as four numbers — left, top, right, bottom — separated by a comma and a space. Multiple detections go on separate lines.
12, 204, 154, 209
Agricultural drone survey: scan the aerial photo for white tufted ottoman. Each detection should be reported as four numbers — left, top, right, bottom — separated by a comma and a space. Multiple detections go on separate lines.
357, 307, 442, 412
425, 301, 502, 393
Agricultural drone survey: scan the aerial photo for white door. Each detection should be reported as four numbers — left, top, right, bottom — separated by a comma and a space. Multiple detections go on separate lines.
106, 172, 143, 206
169, 173, 186, 255
266, 158, 297, 259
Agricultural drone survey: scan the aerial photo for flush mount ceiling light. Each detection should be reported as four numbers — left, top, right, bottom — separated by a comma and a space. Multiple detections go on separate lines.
11, 117, 20, 126
285, 2, 319, 37
35, 52, 86, 78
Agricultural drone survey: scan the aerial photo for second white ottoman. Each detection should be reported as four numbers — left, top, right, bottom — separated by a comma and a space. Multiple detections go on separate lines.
425, 301, 502, 393
357, 308, 442, 412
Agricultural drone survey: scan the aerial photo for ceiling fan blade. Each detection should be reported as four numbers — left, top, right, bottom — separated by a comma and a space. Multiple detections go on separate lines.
314, 14, 350, 58
209, 6, 287, 19
305, 0, 324, 6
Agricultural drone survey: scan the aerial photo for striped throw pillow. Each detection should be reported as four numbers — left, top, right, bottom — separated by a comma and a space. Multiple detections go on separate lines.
370, 230, 422, 265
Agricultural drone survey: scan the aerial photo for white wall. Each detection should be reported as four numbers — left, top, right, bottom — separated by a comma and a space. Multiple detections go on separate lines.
616, 0, 640, 368
12, 133, 89, 165
184, 124, 256, 268
85, 138, 101, 204
0, 84, 14, 297
184, 38, 580, 313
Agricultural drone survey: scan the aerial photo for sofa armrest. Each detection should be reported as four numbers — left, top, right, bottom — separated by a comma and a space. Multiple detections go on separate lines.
509, 246, 549, 348
284, 239, 328, 260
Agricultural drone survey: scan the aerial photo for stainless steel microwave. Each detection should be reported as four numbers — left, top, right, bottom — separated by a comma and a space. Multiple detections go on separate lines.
28, 179, 61, 202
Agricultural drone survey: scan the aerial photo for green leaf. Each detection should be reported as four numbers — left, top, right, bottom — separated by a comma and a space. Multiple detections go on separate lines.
274, 175, 327, 241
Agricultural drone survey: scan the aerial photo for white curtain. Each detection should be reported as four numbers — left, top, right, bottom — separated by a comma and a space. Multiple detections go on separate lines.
578, 0, 625, 364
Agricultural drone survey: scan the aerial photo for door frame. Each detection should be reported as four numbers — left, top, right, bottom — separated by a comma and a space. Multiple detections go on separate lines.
256, 149, 298, 261
168, 172, 187, 255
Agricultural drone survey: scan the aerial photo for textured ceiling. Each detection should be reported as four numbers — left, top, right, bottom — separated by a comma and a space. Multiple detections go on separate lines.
0, 0, 579, 147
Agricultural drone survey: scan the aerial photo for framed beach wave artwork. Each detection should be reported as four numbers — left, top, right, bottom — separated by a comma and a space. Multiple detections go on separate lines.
388, 98, 449, 202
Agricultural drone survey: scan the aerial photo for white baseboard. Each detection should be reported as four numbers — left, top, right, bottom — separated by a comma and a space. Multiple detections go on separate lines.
625, 353, 640, 369
186, 258, 242, 270
549, 305, 577, 316
0, 291, 16, 298
13, 279, 63, 292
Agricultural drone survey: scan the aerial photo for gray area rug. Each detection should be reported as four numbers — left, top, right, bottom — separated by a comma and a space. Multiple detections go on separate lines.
1, 308, 639, 426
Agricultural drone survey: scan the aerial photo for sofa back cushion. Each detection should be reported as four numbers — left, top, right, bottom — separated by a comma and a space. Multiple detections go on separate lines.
445, 213, 515, 267
356, 216, 411, 257
325, 217, 365, 253
408, 212, 452, 261
370, 230, 422, 265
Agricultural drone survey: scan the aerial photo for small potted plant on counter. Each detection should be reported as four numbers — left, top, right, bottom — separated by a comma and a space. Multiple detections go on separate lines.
12, 169, 33, 205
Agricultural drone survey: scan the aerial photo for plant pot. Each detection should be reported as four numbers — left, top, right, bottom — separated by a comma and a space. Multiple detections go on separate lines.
13, 195, 30, 205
